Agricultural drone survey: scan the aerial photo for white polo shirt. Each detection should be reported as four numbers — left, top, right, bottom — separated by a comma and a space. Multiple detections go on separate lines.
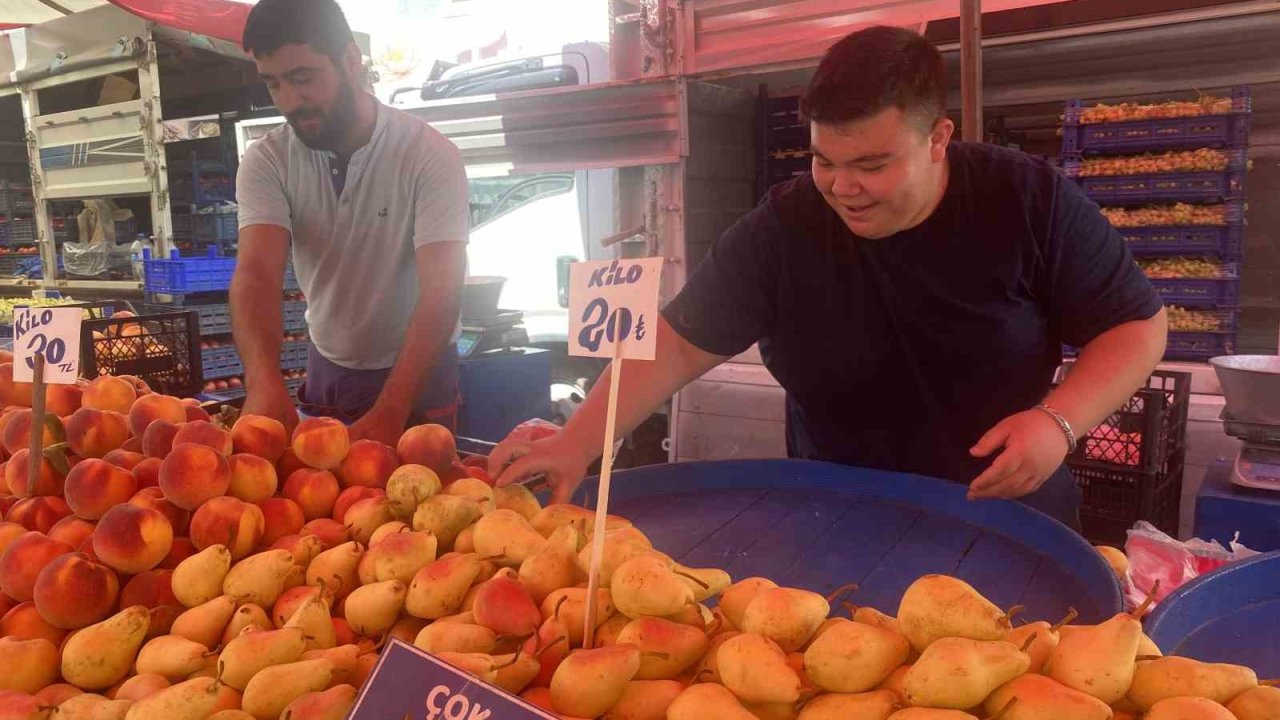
236, 100, 469, 370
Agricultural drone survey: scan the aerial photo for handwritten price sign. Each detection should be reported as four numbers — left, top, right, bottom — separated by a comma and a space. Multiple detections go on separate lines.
568, 258, 663, 361
13, 307, 82, 384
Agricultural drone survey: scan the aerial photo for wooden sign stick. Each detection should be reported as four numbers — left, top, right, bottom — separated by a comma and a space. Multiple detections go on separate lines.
27, 354, 46, 484
581, 316, 625, 649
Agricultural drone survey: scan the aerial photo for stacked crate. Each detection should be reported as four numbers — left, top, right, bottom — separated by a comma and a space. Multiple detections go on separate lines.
1062, 88, 1251, 361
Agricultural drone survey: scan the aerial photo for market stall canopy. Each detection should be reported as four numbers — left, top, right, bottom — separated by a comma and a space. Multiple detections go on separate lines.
0, 0, 250, 39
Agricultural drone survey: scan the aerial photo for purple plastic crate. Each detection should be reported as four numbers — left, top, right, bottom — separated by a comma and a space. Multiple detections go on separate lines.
1166, 331, 1236, 361
1063, 88, 1251, 154
1149, 267, 1240, 308
1121, 224, 1243, 259
1080, 170, 1244, 205
1063, 148, 1246, 179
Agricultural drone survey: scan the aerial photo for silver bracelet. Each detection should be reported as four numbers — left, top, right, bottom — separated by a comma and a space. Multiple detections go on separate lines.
1035, 402, 1077, 453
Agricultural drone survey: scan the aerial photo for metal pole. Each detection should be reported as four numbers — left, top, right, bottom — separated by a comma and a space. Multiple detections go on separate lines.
960, 0, 983, 142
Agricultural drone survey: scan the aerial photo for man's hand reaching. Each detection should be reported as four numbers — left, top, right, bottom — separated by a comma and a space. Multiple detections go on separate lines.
968, 408, 1072, 500
489, 432, 594, 505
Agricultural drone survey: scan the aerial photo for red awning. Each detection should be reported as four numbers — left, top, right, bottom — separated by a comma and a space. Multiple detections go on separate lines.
108, 0, 252, 44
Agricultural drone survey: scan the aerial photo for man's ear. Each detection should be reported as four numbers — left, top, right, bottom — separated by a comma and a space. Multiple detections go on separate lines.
342, 42, 365, 86
930, 117, 955, 162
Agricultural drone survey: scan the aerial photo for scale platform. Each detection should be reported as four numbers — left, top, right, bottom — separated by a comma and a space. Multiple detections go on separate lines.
458, 309, 529, 359
1210, 356, 1280, 492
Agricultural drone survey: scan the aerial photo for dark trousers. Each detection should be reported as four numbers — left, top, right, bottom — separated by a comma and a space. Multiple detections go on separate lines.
297, 343, 459, 432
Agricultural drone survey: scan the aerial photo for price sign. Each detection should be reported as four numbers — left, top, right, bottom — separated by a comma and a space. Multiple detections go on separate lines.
13, 306, 82, 384
348, 639, 556, 720
568, 258, 663, 360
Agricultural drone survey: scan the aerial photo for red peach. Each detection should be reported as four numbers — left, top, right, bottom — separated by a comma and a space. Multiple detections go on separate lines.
65, 407, 130, 459
332, 617, 356, 646
232, 414, 289, 462
171, 421, 233, 455
82, 376, 137, 415
47, 516, 95, 549
441, 460, 470, 484
271, 584, 322, 628
397, 424, 457, 476
0, 494, 17, 517
301, 518, 349, 549
93, 504, 173, 574
34, 683, 82, 707
291, 417, 350, 470
146, 604, 183, 639
45, 384, 82, 417
159, 536, 196, 569
465, 466, 494, 485
284, 468, 340, 520
129, 487, 191, 536
258, 497, 306, 547
0, 531, 74, 601
0, 363, 32, 408
227, 453, 279, 504
185, 404, 211, 423
5, 497, 72, 533
0, 601, 67, 645
121, 436, 142, 454
141, 420, 181, 460
111, 674, 168, 702
33, 552, 119, 629
189, 496, 265, 560
132, 457, 161, 489
158, 443, 231, 511
128, 393, 187, 437
103, 449, 145, 470
0, 521, 25, 555
2, 409, 60, 456
338, 440, 399, 488
64, 459, 138, 520
120, 569, 179, 609
4, 449, 65, 498
332, 486, 385, 524
277, 447, 308, 479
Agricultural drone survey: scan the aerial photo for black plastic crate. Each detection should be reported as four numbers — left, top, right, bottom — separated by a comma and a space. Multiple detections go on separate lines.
81, 308, 202, 398
1074, 461, 1184, 546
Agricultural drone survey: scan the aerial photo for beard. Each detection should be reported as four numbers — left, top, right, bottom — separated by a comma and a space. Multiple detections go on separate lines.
287, 73, 358, 152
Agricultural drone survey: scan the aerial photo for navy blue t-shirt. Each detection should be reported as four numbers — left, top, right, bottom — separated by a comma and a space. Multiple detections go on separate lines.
663, 142, 1162, 486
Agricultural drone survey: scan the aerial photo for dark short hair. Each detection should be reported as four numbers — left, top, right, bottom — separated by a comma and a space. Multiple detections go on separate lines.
243, 0, 353, 60
800, 26, 946, 130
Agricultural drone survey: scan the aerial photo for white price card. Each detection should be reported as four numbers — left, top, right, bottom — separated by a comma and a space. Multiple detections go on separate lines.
568, 257, 663, 360
13, 306, 82, 384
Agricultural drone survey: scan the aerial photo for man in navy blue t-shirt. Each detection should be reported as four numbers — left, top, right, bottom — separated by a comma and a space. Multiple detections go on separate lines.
492, 26, 1167, 529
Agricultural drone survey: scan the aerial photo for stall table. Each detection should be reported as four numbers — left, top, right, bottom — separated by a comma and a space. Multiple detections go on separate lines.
1195, 459, 1280, 552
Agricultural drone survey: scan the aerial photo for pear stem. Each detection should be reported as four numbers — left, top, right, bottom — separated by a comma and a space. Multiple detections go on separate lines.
536, 635, 567, 658
991, 697, 1018, 720
694, 668, 715, 683
1136, 654, 1162, 662
642, 651, 671, 661
1259, 679, 1280, 687
673, 570, 710, 590
841, 601, 859, 619
1051, 607, 1079, 633
1019, 632, 1039, 653
493, 648, 523, 671
1133, 580, 1161, 619
1002, 605, 1026, 626
825, 583, 859, 605
553, 595, 570, 622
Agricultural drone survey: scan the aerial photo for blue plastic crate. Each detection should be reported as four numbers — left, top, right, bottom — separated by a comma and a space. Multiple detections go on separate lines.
284, 264, 299, 291
1121, 224, 1243, 259
1079, 169, 1244, 205
1166, 331, 1237, 361
1149, 271, 1240, 308
194, 213, 238, 243
282, 300, 307, 331
193, 302, 233, 335
1063, 148, 1247, 180
1063, 88, 1251, 154
144, 246, 236, 293
201, 345, 243, 380
280, 341, 309, 370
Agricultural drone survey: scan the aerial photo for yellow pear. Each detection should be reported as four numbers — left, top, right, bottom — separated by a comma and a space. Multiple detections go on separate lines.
413, 494, 483, 549
414, 622, 497, 654
494, 483, 542, 520
385, 464, 442, 520
208, 712, 257, 720
674, 566, 731, 603
663, 603, 708, 631
454, 524, 478, 553
473, 509, 547, 567
221, 604, 273, 647
903, 637, 1030, 709
595, 613, 632, 647
1127, 656, 1258, 710
62, 605, 151, 690
444, 476, 495, 506
356, 530, 436, 586
550, 645, 641, 718
405, 553, 482, 620
897, 575, 1013, 652
720, 578, 779, 629
1048, 604, 1148, 704
170, 595, 238, 650
540, 587, 615, 647
122, 676, 222, 720
113, 674, 170, 702
1137, 632, 1162, 657
301, 645, 361, 686
368, 520, 410, 547
797, 690, 900, 720
1094, 545, 1129, 580
741, 587, 830, 652
490, 651, 542, 695
1227, 685, 1280, 720
575, 527, 652, 584
853, 607, 902, 635
519, 524, 584, 604
983, 673, 1112, 720
611, 554, 694, 619
133, 635, 211, 680
55, 693, 133, 720
878, 664, 911, 703
172, 544, 232, 608
887, 710, 979, 720
279, 684, 357, 720
692, 630, 741, 684
718, 632, 803, 705
342, 579, 407, 635
601, 679, 683, 720
667, 683, 759, 720
241, 659, 336, 720
282, 536, 326, 568
285, 592, 337, 651
1145, 696, 1237, 720
304, 543, 363, 600
0, 637, 59, 694
531, 504, 595, 537
803, 618, 910, 693
1006, 608, 1077, 674
223, 549, 294, 607
615, 616, 709, 680
435, 652, 502, 684
218, 626, 308, 691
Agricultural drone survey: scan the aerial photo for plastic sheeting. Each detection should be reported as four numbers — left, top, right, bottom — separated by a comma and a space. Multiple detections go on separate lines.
0, 0, 251, 42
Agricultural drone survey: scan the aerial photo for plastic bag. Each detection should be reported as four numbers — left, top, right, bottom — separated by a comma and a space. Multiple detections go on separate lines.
1122, 521, 1260, 610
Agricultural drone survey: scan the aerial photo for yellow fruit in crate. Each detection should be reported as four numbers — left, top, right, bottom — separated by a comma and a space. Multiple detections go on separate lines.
897, 575, 1013, 652
1127, 656, 1258, 710
903, 637, 1030, 709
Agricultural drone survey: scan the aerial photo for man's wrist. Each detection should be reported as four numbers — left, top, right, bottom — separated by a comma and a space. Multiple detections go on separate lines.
1034, 402, 1077, 454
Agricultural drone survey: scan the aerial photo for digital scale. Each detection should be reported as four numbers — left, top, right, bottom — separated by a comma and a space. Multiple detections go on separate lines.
457, 309, 530, 359
1210, 355, 1280, 492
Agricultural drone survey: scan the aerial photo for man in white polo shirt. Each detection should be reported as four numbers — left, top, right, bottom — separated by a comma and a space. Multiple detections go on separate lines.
231, 0, 468, 444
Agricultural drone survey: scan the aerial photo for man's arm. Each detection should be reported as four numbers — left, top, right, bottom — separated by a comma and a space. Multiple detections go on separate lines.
231, 224, 297, 431
349, 242, 466, 445
491, 315, 727, 502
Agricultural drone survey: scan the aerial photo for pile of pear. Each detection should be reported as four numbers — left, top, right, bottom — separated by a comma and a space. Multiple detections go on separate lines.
4, 472, 1278, 720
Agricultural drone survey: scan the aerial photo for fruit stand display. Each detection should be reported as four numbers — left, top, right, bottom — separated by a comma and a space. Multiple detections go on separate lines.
1063, 88, 1251, 362
0, 357, 1276, 720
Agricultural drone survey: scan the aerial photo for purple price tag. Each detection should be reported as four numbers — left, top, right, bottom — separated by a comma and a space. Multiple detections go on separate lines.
347, 639, 557, 720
